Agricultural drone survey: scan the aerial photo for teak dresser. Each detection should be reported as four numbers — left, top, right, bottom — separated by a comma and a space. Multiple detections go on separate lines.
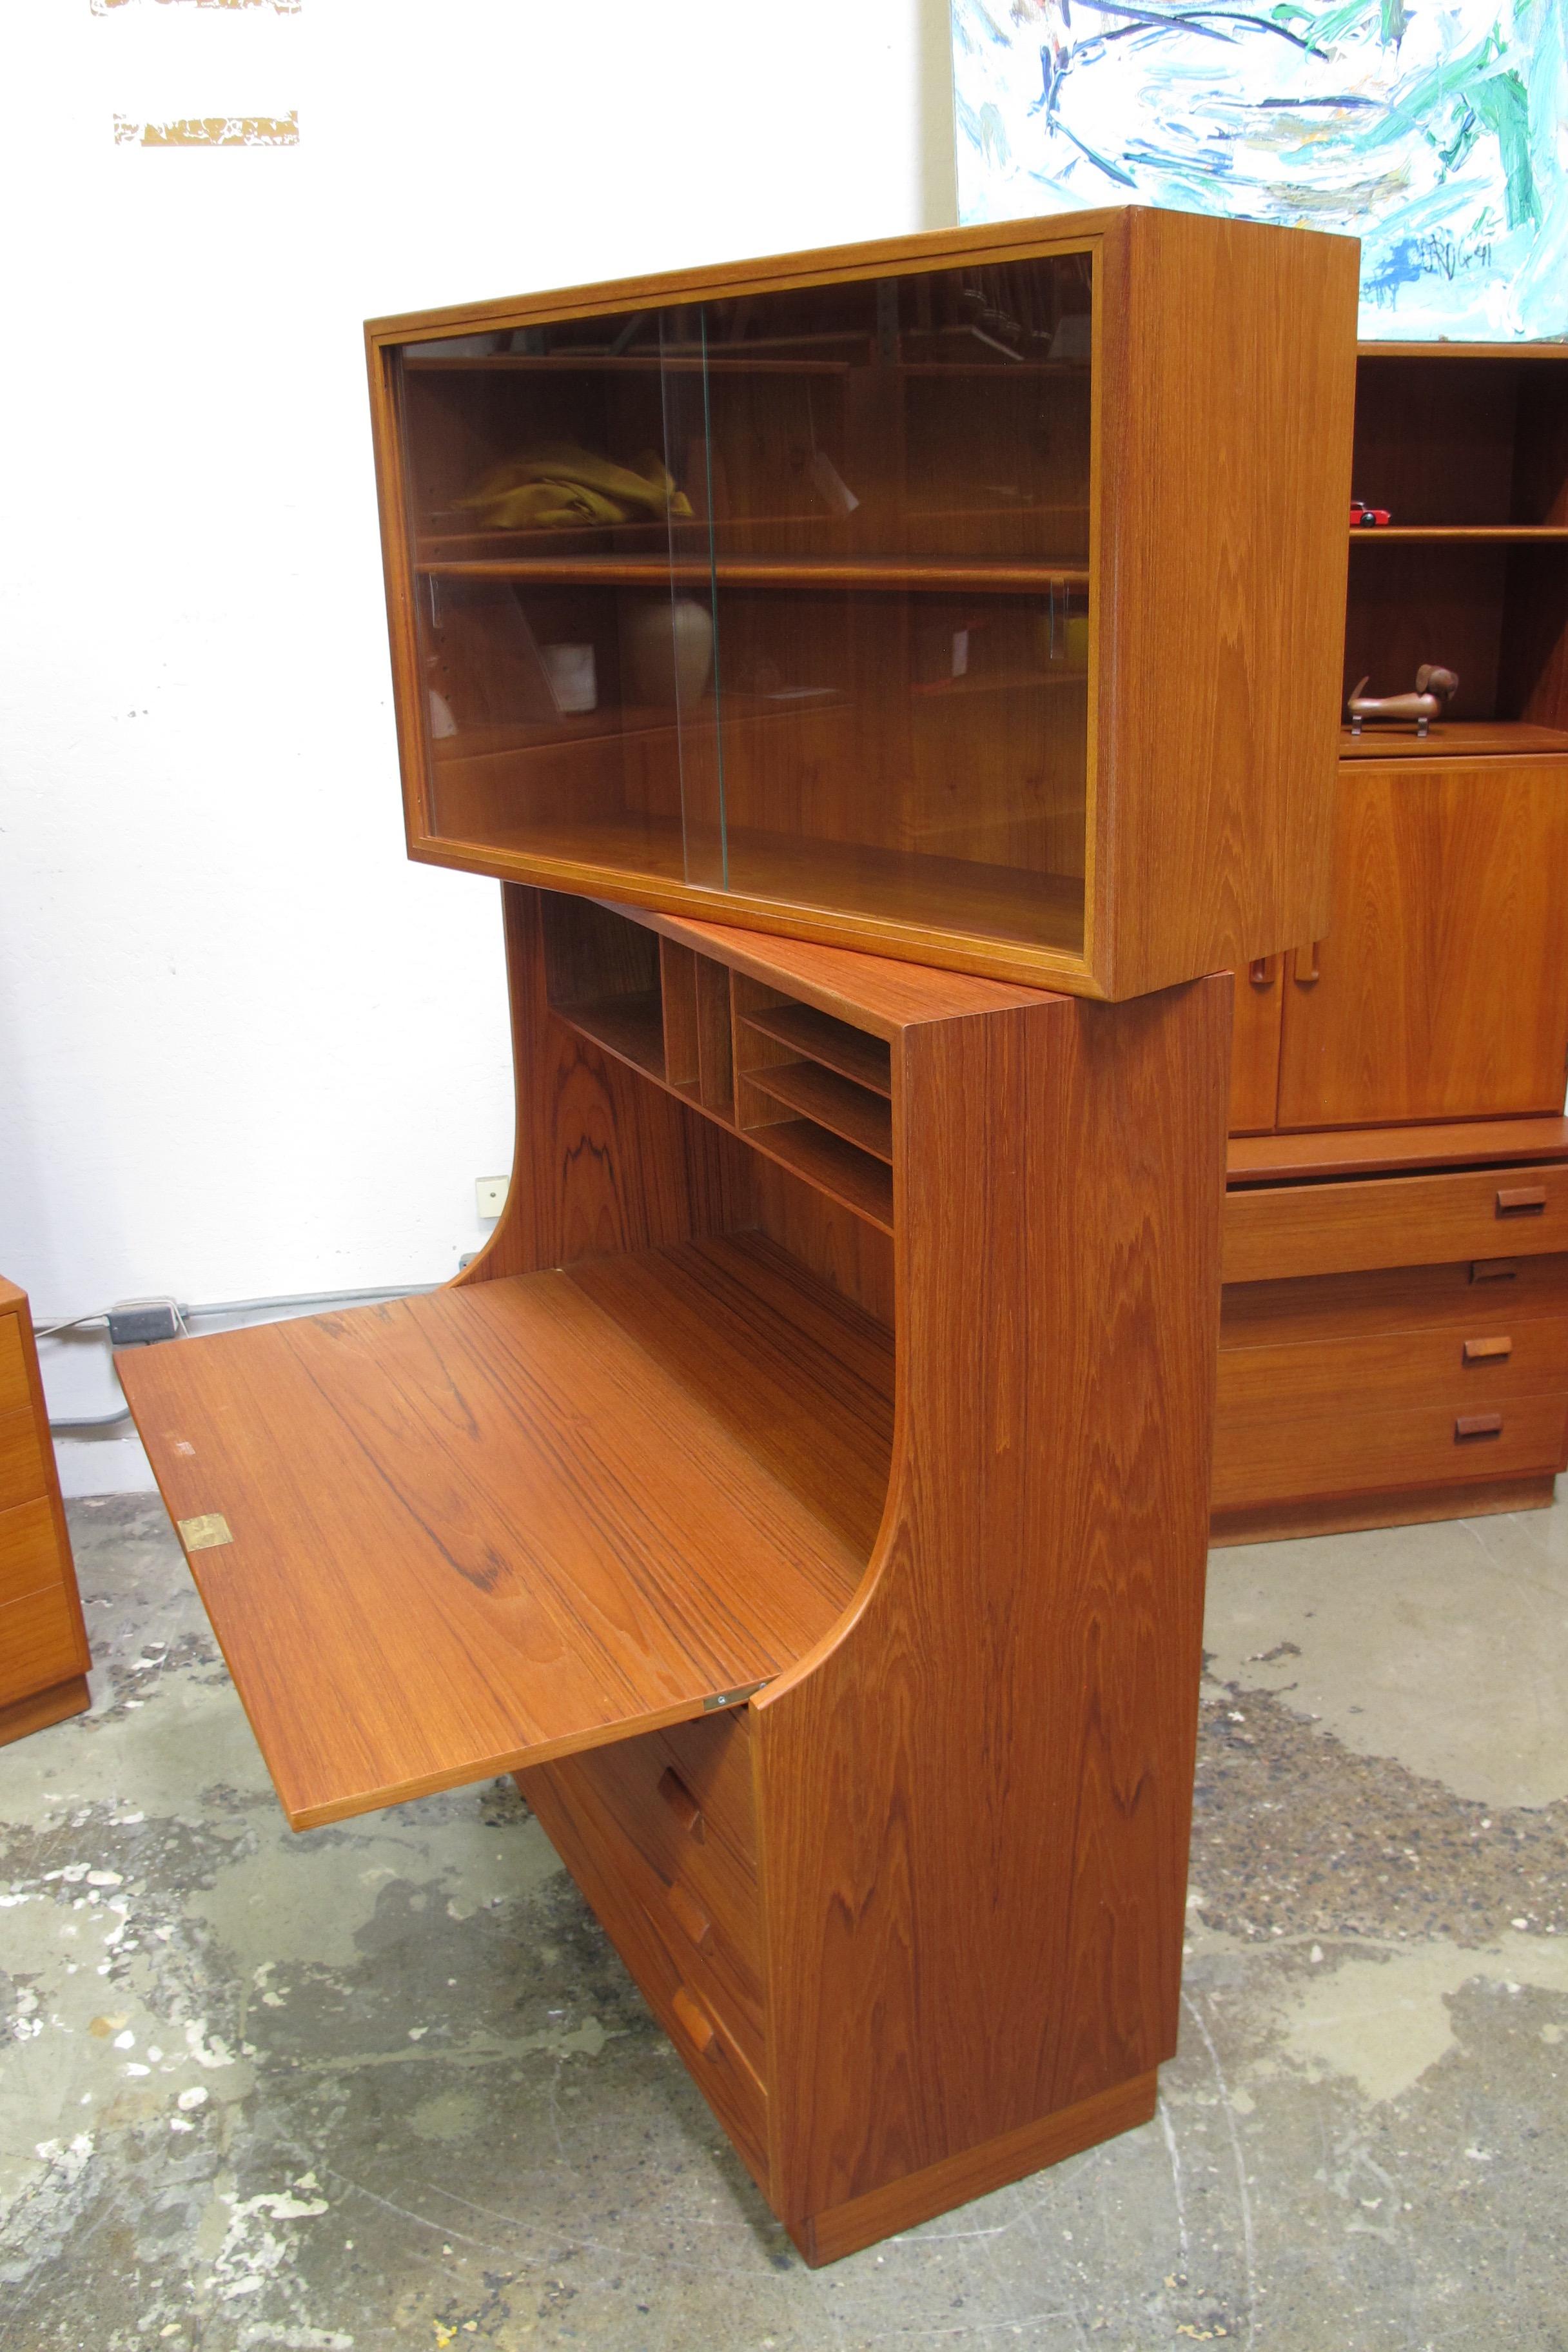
1, 1277, 91, 1745
119, 212, 1358, 2260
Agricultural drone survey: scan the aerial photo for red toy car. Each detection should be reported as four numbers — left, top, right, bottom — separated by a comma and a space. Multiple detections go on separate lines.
1350, 499, 1392, 527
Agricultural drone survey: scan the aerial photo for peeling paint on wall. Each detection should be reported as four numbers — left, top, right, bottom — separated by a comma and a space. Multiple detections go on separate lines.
113, 111, 299, 145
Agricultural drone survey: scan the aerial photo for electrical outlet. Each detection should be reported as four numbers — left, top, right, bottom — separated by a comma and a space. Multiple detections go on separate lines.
475, 1175, 509, 1220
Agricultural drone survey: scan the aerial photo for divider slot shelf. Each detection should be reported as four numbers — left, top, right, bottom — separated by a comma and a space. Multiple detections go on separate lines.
743, 1059, 893, 1166
739, 1003, 892, 1099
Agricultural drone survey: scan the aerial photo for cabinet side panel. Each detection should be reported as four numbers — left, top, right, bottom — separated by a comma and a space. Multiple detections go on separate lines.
1099, 213, 1356, 997
460, 886, 756, 1282
754, 975, 1230, 2220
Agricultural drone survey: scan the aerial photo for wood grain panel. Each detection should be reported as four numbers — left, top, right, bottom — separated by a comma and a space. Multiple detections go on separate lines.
1217, 1318, 1568, 1422
1276, 761, 1568, 1127
1094, 210, 1355, 995
0, 1583, 84, 1712
0, 1411, 46, 1514
1224, 1163, 1568, 1284
1213, 1391, 1566, 1511
1227, 957, 1282, 1133
118, 1237, 888, 1828
0, 1314, 28, 1417
0, 1498, 61, 1611
1228, 1117, 1568, 1186
0, 1674, 91, 1750
754, 972, 1230, 2220
1221, 1253, 1568, 1348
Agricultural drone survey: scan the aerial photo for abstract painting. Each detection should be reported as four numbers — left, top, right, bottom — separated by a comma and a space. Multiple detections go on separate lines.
952, 0, 1568, 338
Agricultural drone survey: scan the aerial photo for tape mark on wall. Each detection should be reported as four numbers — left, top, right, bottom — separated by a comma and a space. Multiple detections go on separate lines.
94, 1, 301, 15
113, 112, 299, 144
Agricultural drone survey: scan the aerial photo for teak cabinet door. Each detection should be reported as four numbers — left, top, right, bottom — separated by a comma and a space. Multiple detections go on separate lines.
1276, 760, 1568, 1130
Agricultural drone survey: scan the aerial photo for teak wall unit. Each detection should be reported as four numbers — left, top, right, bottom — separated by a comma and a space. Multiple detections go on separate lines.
122, 891, 1232, 2259
0, 1277, 91, 1745
366, 208, 1356, 999
1214, 344, 1568, 1540
119, 215, 1356, 2257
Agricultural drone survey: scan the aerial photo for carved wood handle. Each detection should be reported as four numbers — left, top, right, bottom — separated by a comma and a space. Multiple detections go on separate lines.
1471, 1258, 1520, 1282
665, 1882, 714, 1952
1248, 956, 1278, 988
670, 1984, 719, 2057
1291, 943, 1321, 986
1463, 1336, 1513, 1362
1455, 1413, 1504, 1440
658, 1766, 705, 1839
1496, 1186, 1547, 1215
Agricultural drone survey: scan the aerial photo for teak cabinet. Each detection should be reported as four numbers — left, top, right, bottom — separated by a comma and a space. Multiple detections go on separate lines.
366, 208, 1357, 1000
0, 1277, 91, 1745
1214, 344, 1568, 1540
122, 892, 1233, 2259
119, 213, 1356, 2259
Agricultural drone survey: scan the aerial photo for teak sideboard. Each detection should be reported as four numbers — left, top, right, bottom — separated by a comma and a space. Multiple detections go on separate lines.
1214, 342, 1568, 1541
119, 213, 1357, 2258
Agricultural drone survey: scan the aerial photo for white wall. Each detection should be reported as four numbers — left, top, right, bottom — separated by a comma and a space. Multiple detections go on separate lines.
0, 0, 956, 1464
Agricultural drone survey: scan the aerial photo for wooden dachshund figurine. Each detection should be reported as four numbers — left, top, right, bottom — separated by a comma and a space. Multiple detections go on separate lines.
1347, 664, 1460, 737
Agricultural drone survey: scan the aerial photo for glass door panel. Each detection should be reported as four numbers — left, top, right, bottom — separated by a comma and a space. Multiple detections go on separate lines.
698, 253, 1093, 954
397, 307, 709, 885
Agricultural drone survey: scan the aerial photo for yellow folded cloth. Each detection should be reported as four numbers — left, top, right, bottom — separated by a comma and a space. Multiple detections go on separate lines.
458, 443, 694, 531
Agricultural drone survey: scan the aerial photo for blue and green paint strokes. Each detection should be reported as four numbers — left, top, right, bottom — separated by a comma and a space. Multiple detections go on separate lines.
952, 0, 1568, 338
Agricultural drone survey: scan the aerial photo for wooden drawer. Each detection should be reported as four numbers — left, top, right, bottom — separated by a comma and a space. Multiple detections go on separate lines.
0, 1580, 84, 1709
0, 1496, 62, 1611
1219, 1318, 1568, 1423
549, 1723, 763, 2064
0, 1315, 29, 1418
1213, 1389, 1567, 1510
0, 1408, 48, 1514
522, 1754, 770, 2190
1224, 1164, 1568, 1284
1222, 1252, 1568, 1346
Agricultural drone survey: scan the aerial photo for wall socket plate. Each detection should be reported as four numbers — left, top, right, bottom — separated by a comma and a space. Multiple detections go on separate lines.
475, 1175, 509, 1220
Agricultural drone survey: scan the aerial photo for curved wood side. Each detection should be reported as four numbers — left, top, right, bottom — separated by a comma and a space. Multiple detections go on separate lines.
457, 885, 754, 1285
752, 974, 1231, 2224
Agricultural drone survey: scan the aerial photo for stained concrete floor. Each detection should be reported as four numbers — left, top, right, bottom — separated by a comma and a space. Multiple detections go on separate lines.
2, 1495, 1566, 2351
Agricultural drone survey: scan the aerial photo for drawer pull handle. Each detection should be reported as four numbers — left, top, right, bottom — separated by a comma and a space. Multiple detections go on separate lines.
1463, 1336, 1513, 1362
1471, 1259, 1519, 1283
671, 1984, 719, 2059
1497, 1186, 1547, 1217
658, 1766, 704, 1840
665, 1882, 714, 1953
1455, 1413, 1504, 1441
1291, 943, 1321, 986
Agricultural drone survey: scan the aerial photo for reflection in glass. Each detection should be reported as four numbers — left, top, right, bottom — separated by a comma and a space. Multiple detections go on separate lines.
393, 250, 1093, 955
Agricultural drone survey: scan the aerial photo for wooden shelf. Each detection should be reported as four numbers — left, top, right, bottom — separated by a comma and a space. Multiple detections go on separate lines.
118, 1235, 892, 1828
1349, 525, 1568, 542
740, 1003, 892, 1097
418, 556, 1091, 592
1338, 720, 1568, 761
1357, 341, 1568, 360
1227, 1116, 1568, 1189
746, 1059, 894, 1164
553, 989, 665, 1077
744, 1116, 894, 1232
404, 354, 855, 375
434, 816, 1087, 961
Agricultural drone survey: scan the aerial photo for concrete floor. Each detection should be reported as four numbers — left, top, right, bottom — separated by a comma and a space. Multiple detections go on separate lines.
2, 1496, 1566, 2351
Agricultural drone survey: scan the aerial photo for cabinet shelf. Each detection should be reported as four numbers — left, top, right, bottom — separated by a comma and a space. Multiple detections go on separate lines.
1350, 525, 1568, 542
745, 1058, 894, 1164
739, 1003, 892, 1097
1338, 720, 1568, 760
418, 556, 1092, 593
